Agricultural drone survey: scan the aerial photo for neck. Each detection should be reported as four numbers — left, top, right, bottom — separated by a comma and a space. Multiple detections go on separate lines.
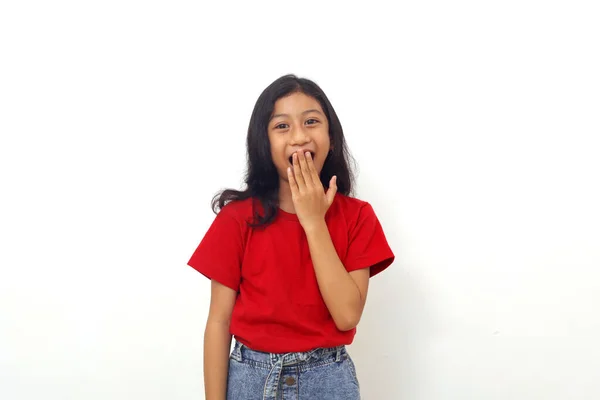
277, 180, 295, 214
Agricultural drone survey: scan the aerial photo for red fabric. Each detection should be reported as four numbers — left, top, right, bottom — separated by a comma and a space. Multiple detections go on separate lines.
187, 193, 395, 353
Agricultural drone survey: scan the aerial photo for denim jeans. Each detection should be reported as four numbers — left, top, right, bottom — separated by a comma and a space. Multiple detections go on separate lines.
226, 339, 361, 400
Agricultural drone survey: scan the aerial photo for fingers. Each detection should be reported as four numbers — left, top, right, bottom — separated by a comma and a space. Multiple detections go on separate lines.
303, 152, 322, 187
326, 175, 338, 205
292, 153, 306, 192
287, 166, 299, 195
296, 151, 320, 188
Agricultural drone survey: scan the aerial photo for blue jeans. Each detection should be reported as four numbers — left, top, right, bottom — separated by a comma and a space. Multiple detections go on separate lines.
226, 339, 361, 400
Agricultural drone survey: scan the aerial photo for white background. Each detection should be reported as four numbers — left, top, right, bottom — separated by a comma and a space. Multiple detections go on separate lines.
1, 1, 599, 399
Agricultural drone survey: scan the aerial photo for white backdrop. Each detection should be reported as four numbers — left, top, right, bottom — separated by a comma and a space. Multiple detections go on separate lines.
1, 1, 599, 399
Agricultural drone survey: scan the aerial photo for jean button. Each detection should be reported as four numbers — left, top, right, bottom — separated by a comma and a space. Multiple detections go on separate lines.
285, 377, 296, 386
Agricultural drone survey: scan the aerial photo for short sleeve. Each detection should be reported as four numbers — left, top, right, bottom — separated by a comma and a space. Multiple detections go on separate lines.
344, 203, 395, 277
187, 208, 244, 291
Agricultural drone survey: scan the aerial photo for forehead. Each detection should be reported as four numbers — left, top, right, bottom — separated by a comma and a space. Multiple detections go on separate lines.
272, 92, 324, 115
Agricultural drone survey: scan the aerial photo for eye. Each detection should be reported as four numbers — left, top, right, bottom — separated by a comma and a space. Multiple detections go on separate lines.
275, 123, 289, 129
306, 119, 319, 125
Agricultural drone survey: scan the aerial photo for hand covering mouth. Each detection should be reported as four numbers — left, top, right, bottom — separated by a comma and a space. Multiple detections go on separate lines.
289, 151, 315, 165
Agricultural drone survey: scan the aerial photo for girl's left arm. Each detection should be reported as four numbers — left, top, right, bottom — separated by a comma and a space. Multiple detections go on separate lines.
287, 150, 369, 331
304, 221, 369, 331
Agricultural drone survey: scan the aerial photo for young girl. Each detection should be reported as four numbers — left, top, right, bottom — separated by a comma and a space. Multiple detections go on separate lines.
187, 74, 395, 400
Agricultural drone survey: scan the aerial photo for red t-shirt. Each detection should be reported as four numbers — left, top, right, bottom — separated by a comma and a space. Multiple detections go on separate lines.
187, 192, 395, 353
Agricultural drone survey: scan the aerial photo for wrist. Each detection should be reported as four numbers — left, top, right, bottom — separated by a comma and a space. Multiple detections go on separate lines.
302, 218, 327, 235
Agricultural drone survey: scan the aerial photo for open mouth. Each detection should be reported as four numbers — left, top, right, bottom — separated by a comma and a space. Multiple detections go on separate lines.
289, 151, 315, 165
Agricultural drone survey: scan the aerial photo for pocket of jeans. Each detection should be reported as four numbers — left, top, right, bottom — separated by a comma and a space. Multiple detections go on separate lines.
345, 355, 360, 387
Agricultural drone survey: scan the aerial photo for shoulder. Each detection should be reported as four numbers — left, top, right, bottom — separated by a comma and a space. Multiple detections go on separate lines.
218, 197, 254, 225
334, 192, 369, 209
331, 193, 374, 221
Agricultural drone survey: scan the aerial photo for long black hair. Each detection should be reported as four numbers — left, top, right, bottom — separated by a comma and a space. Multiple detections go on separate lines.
211, 74, 356, 228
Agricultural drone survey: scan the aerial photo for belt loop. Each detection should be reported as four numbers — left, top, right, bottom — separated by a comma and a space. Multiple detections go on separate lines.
335, 347, 342, 362
231, 340, 243, 362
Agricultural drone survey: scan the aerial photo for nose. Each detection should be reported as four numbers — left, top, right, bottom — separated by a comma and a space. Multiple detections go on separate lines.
289, 125, 310, 145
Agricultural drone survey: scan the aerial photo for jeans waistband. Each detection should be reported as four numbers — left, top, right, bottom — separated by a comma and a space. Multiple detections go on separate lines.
230, 339, 346, 367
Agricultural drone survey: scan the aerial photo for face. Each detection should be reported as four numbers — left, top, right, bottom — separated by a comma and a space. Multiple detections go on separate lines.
267, 92, 331, 184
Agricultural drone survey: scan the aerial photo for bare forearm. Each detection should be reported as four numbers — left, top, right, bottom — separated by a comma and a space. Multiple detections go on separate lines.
305, 220, 362, 330
204, 321, 232, 400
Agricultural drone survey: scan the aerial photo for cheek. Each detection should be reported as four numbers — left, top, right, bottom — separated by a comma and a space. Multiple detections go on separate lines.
268, 137, 284, 161
318, 126, 330, 144
319, 136, 331, 153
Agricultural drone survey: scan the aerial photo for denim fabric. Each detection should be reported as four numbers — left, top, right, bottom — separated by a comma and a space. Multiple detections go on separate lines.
226, 340, 361, 400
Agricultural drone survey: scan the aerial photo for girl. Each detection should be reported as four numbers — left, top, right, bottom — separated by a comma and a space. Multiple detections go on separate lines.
187, 74, 395, 400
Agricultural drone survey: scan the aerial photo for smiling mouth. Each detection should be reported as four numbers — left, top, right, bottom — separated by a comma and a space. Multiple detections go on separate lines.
289, 151, 315, 165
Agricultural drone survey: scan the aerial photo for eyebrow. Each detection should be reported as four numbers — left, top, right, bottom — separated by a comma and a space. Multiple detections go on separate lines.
269, 109, 324, 122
